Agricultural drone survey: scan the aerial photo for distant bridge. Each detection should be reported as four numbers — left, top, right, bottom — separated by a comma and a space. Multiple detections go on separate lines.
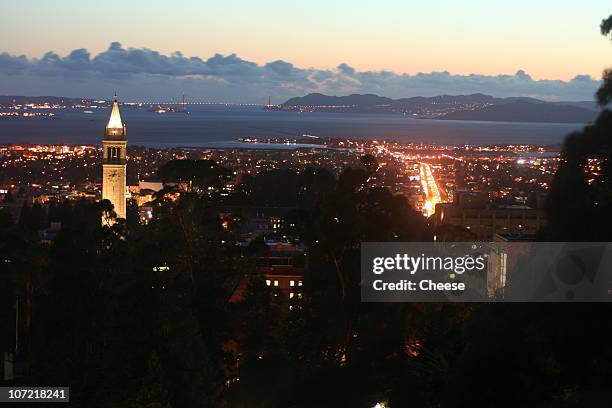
125, 101, 268, 107
122, 93, 277, 107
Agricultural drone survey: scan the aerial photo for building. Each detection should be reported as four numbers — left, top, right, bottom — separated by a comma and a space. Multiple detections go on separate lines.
229, 241, 305, 308
485, 234, 535, 297
138, 179, 164, 192
102, 95, 127, 222
433, 191, 546, 240
257, 241, 305, 306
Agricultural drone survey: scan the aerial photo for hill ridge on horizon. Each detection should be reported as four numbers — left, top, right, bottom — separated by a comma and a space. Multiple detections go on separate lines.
282, 92, 594, 107
277, 93, 599, 124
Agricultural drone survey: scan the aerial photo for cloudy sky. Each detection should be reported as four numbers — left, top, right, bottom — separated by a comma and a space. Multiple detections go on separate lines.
1, 0, 610, 102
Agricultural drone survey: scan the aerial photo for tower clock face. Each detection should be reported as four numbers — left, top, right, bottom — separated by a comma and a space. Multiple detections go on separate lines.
108, 170, 118, 180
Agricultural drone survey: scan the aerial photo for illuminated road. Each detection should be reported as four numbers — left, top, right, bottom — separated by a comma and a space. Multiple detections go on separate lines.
419, 162, 442, 217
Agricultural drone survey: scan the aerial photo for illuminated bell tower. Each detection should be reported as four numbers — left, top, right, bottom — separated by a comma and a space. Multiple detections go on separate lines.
102, 95, 127, 222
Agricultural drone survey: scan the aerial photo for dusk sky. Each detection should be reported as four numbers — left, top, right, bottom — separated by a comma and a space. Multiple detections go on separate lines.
1, 0, 611, 102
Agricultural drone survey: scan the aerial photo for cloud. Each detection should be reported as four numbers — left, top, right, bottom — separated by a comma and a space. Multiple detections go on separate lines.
0, 42, 602, 102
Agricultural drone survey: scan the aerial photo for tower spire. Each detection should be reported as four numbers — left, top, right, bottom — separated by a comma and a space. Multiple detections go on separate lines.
106, 94, 124, 133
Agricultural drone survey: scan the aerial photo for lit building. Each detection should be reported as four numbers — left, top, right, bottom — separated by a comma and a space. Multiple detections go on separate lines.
102, 95, 127, 222
434, 191, 546, 240
229, 241, 305, 307
257, 241, 305, 305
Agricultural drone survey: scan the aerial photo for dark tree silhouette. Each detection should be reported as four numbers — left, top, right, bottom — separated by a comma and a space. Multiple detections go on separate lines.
360, 154, 378, 173
544, 15, 612, 240
157, 159, 232, 192
597, 16, 612, 106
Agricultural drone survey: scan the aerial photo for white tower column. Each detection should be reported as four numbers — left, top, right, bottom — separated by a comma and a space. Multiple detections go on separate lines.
102, 95, 127, 223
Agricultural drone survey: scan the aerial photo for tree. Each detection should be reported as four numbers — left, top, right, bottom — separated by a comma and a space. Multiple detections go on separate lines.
100, 198, 118, 226
444, 15, 612, 408
248, 169, 301, 206
157, 159, 232, 192
597, 15, 612, 106
2, 190, 15, 203
360, 154, 378, 174
0, 208, 13, 230
544, 14, 612, 240
131, 351, 172, 408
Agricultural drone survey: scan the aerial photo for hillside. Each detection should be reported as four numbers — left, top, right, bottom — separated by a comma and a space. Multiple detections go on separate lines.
438, 100, 598, 123
275, 93, 598, 123
283, 93, 392, 107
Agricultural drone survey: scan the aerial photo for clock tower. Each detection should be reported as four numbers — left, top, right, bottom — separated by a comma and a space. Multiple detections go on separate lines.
102, 95, 127, 223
